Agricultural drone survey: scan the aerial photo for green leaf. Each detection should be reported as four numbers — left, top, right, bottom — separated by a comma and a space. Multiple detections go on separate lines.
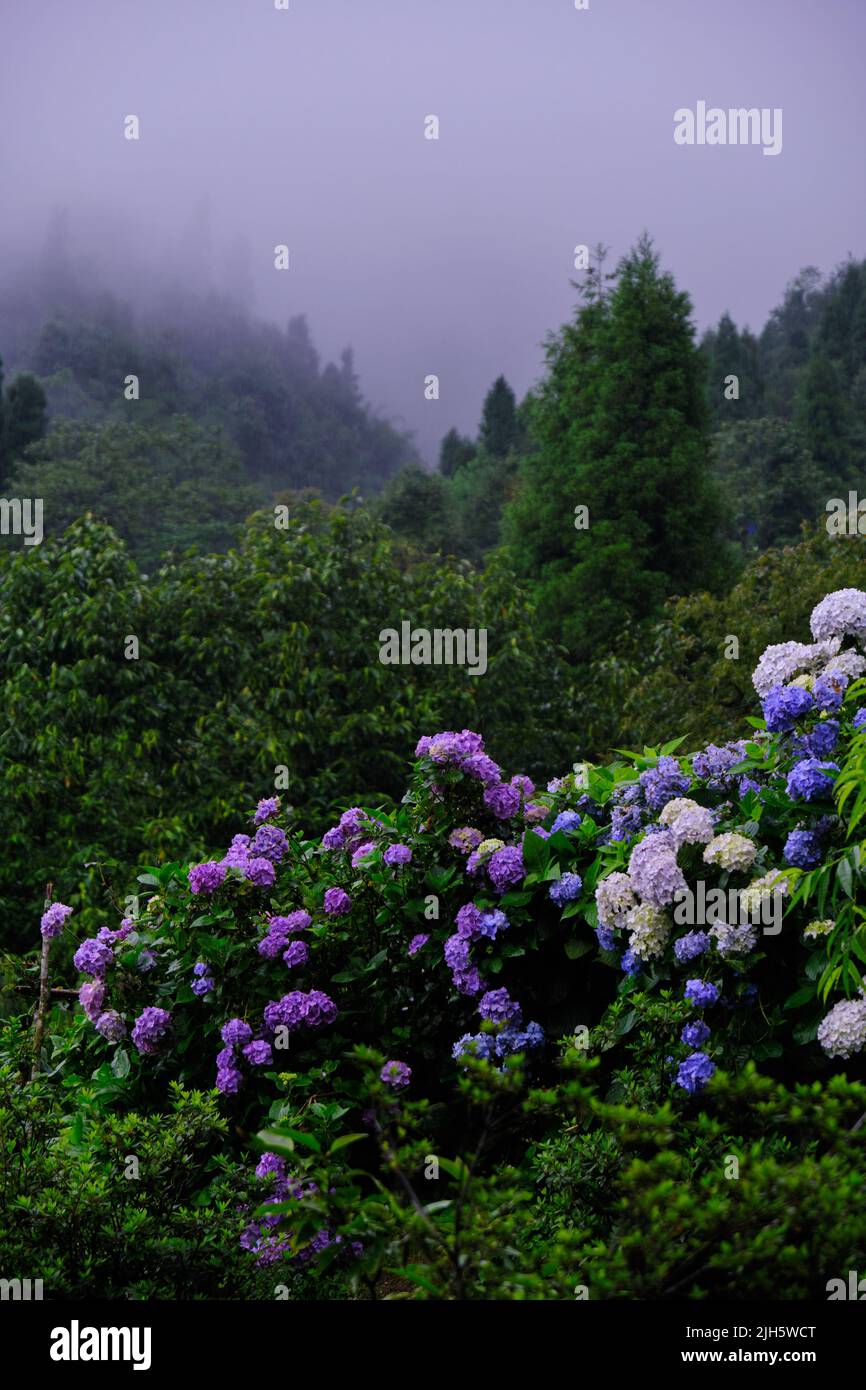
110, 1048, 130, 1079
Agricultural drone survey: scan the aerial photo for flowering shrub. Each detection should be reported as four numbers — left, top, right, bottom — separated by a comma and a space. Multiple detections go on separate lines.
29, 586, 866, 1286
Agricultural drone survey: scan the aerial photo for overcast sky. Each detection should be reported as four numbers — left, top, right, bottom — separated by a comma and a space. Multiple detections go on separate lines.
2, 0, 865, 460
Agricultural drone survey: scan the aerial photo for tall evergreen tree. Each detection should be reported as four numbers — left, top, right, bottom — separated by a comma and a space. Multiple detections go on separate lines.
503, 235, 730, 660
438, 426, 475, 478
479, 375, 521, 459
795, 354, 853, 489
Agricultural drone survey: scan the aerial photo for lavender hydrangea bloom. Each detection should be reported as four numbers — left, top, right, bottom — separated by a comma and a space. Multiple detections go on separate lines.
620, 949, 641, 976
784, 828, 824, 869
628, 832, 687, 909
222, 834, 251, 869
444, 934, 471, 971
383, 843, 412, 866
216, 1063, 244, 1094
453, 1032, 497, 1061
380, 1060, 412, 1089
478, 909, 508, 939
609, 805, 643, 843
673, 931, 711, 964
817, 997, 866, 1058
809, 588, 866, 643
408, 933, 429, 956
254, 796, 281, 824
453, 966, 485, 996
221, 1018, 253, 1048
282, 939, 309, 969
79, 980, 106, 1021
131, 1006, 172, 1055
323, 887, 352, 916
639, 756, 690, 811
793, 719, 840, 761
478, 988, 521, 1024
786, 759, 839, 803
350, 840, 378, 868
321, 826, 345, 851
762, 682, 814, 732
245, 856, 276, 888
40, 901, 73, 939
448, 826, 483, 854
191, 963, 214, 996
462, 753, 502, 785
853, 708, 866, 730
256, 1152, 287, 1181
251, 824, 289, 864
455, 903, 483, 939
95, 1010, 127, 1042
551, 810, 582, 835
483, 782, 521, 819
596, 924, 616, 951
684, 979, 719, 1008
691, 741, 748, 782
548, 872, 583, 906
487, 845, 524, 892
73, 937, 115, 978
813, 673, 847, 712
188, 861, 227, 895
681, 1020, 711, 1047
243, 1039, 274, 1066
676, 1051, 716, 1094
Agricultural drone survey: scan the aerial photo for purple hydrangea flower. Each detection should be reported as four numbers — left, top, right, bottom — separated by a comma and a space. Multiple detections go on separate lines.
762, 682, 814, 732
380, 1060, 412, 1089
455, 903, 483, 940
786, 759, 839, 803
191, 963, 214, 997
675, 1051, 716, 1094
251, 824, 289, 864
681, 1020, 711, 1047
256, 1152, 286, 1181
131, 1006, 172, 1056
254, 797, 281, 825
784, 828, 824, 869
673, 931, 711, 964
245, 856, 276, 888
454, 966, 484, 996
383, 842, 413, 867
221, 1018, 253, 1048
321, 826, 345, 851
323, 887, 352, 916
483, 783, 521, 819
408, 933, 429, 956
95, 1010, 127, 1042
243, 1039, 274, 1066
444, 934, 471, 972
478, 988, 521, 1025
222, 834, 251, 869
793, 719, 840, 761
853, 708, 866, 731
79, 980, 106, 1021
73, 937, 115, 978
621, 949, 642, 976
596, 924, 616, 951
40, 901, 73, 940
639, 756, 690, 811
282, 939, 310, 969
487, 845, 524, 892
610, 805, 643, 842
478, 909, 508, 939
351, 840, 378, 868
216, 1064, 244, 1094
453, 1032, 497, 1061
551, 810, 582, 835
548, 872, 583, 906
684, 979, 719, 1008
188, 861, 227, 895
448, 826, 483, 854
271, 910, 311, 934
813, 674, 847, 713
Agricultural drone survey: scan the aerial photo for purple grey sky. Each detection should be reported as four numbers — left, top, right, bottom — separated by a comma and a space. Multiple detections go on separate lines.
2, 0, 865, 461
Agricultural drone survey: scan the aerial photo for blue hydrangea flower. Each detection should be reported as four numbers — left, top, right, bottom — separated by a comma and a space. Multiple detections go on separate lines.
548, 872, 583, 906
684, 979, 719, 1008
673, 931, 710, 964
551, 810, 582, 835
675, 1051, 716, 1094
762, 682, 814, 732
681, 1020, 711, 1047
786, 759, 839, 803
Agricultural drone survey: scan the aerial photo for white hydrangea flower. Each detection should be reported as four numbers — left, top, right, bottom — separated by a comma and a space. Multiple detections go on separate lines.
810, 588, 866, 645
669, 804, 715, 848
751, 641, 820, 698
659, 797, 700, 826
703, 832, 757, 873
822, 650, 866, 682
626, 902, 672, 961
739, 869, 791, 916
595, 871, 637, 929
710, 920, 758, 957
817, 997, 866, 1059
804, 918, 834, 940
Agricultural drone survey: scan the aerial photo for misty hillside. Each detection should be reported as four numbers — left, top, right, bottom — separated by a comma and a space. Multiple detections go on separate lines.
0, 264, 418, 500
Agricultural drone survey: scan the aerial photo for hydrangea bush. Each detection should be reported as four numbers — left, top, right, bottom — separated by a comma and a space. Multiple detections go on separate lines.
39, 587, 866, 1278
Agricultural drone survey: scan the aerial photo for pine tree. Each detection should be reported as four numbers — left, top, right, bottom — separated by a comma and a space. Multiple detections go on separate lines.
503, 234, 730, 660
479, 376, 521, 459
795, 353, 853, 488
438, 426, 475, 478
